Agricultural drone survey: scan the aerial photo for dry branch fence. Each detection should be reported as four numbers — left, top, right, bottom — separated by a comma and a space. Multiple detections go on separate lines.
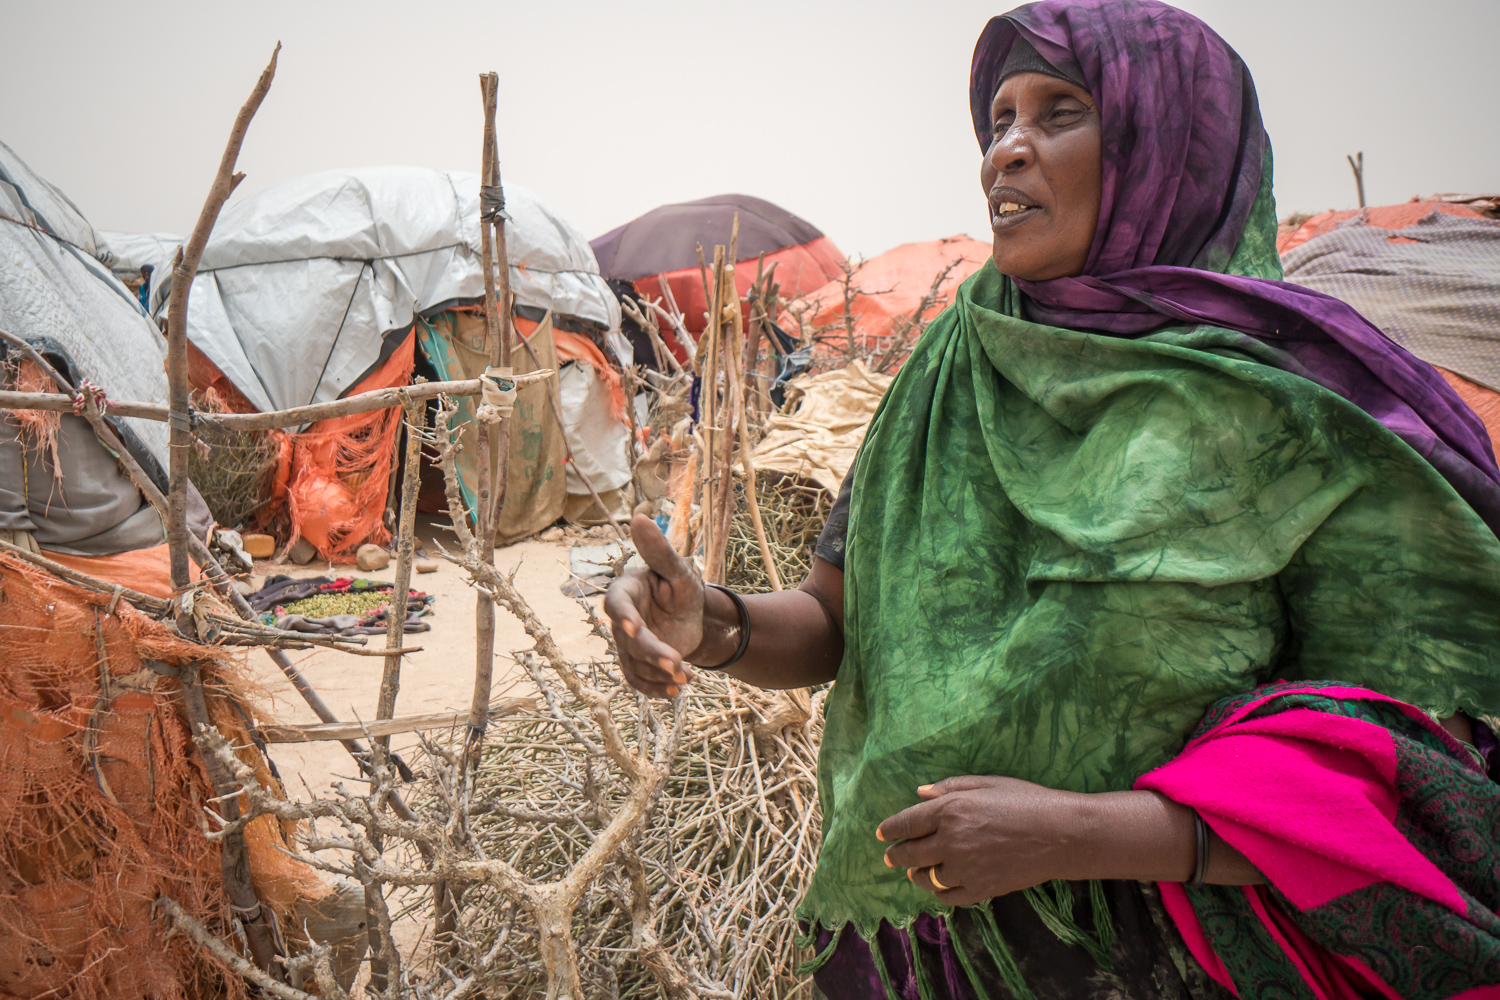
0, 39, 965, 1000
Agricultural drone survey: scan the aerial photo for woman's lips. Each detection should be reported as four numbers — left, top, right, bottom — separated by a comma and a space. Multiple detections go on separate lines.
991, 204, 1042, 232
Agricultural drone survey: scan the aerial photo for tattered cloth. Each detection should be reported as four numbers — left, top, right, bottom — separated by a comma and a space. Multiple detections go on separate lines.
0, 552, 333, 998
1283, 211, 1500, 393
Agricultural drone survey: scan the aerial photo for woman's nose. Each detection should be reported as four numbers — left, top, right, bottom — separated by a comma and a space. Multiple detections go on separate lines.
989, 127, 1035, 175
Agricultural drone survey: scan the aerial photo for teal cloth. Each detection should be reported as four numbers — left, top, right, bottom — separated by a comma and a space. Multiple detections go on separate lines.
796, 260, 1500, 938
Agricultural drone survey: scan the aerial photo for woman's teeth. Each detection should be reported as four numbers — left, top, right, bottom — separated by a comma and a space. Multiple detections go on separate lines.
996, 202, 1027, 216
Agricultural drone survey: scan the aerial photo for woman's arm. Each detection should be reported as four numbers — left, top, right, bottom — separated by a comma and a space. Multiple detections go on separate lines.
877, 776, 1264, 906
604, 515, 844, 696
690, 555, 844, 690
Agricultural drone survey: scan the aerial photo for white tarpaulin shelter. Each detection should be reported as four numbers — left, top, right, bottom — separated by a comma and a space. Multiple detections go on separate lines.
0, 139, 169, 469
98, 230, 181, 313
143, 166, 625, 416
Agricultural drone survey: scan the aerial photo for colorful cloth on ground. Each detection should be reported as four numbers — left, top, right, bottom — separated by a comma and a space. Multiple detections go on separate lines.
1136, 682, 1500, 1000
969, 1, 1500, 532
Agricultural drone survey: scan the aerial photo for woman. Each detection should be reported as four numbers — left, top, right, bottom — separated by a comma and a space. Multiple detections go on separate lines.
605, 2, 1500, 997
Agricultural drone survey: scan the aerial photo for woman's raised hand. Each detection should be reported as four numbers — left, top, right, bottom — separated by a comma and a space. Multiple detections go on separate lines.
604, 514, 706, 698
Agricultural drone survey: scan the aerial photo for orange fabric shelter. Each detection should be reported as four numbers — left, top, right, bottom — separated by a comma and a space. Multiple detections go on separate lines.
636, 236, 845, 362
785, 236, 992, 367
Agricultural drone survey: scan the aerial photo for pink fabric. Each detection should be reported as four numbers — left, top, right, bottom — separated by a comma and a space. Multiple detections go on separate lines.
1136, 683, 1479, 995
1450, 986, 1500, 1000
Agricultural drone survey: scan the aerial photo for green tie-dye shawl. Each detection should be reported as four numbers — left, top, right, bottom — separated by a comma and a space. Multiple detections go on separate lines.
796, 202, 1500, 947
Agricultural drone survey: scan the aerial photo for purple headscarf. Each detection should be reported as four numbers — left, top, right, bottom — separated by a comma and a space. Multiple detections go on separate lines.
971, 0, 1500, 532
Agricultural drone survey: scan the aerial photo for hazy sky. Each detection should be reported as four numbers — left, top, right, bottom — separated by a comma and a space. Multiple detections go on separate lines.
4, 0, 1496, 259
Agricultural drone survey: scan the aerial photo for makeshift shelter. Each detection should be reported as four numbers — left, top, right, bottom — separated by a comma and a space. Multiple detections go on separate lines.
135, 167, 631, 556
591, 193, 844, 362
0, 139, 208, 598
783, 235, 990, 369
1281, 203, 1500, 451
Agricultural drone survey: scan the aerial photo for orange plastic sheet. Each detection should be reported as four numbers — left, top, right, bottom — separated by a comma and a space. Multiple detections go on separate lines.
40, 542, 196, 600
784, 236, 991, 369
1277, 201, 1483, 254
264, 333, 416, 563
634, 236, 844, 363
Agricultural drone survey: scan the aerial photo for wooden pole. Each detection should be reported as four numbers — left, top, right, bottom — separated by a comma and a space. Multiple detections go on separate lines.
166, 45, 279, 628
365, 394, 424, 991
152, 43, 285, 978
698, 246, 722, 580
468, 70, 506, 750
375, 390, 424, 750
1347, 151, 1366, 209
0, 371, 549, 430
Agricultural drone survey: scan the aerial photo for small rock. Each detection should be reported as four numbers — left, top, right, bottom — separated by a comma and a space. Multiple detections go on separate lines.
415, 558, 438, 574
356, 543, 391, 572
231, 578, 255, 596
242, 533, 276, 560
539, 526, 565, 543
289, 537, 318, 565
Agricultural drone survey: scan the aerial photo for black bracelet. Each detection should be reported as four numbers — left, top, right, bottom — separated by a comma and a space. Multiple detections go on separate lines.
1188, 811, 1210, 886
699, 583, 751, 671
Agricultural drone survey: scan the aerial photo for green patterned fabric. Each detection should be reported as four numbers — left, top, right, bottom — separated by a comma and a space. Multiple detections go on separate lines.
796, 256, 1500, 941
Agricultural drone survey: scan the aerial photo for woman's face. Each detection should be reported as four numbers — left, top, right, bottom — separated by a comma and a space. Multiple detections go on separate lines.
981, 70, 1102, 281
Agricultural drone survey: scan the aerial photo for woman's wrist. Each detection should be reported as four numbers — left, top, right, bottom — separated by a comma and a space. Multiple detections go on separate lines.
1064, 790, 1197, 883
685, 584, 743, 666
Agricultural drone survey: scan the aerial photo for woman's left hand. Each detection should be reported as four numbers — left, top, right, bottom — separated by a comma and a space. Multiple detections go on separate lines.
877, 775, 1092, 907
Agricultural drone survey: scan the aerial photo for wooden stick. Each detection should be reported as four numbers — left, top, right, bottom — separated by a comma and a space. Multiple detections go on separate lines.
258, 698, 533, 743
738, 405, 781, 592
0, 372, 554, 431
167, 44, 280, 625
179, 660, 281, 974
469, 70, 504, 750
699, 246, 722, 579
653, 276, 696, 364
0, 539, 170, 611
142, 43, 280, 977
375, 392, 424, 756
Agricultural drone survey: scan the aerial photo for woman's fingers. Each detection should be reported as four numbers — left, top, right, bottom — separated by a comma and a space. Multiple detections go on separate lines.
876, 799, 941, 844
630, 514, 692, 584
604, 564, 690, 695
884, 833, 943, 871
918, 775, 1000, 798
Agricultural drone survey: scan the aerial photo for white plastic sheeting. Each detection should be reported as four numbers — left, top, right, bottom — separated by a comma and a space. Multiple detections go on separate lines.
0, 140, 169, 469
148, 166, 623, 416
559, 361, 633, 496
98, 230, 181, 313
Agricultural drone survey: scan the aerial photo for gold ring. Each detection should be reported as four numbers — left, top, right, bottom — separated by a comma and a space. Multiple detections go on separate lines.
928, 866, 951, 891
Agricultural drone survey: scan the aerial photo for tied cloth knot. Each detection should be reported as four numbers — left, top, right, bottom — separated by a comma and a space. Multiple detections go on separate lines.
477, 367, 516, 425
72, 379, 108, 417
480, 184, 508, 223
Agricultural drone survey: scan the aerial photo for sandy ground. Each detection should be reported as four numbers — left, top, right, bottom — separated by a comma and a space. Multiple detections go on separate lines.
242, 515, 610, 799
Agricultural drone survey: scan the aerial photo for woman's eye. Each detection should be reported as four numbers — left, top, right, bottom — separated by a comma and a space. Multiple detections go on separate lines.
992, 117, 1015, 136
